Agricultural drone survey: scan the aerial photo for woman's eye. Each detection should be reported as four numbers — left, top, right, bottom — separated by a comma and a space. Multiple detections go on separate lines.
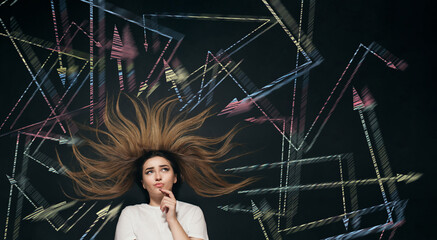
145, 170, 153, 175
161, 168, 169, 172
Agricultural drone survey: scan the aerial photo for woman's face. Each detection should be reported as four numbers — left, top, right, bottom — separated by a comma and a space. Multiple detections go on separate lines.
141, 156, 177, 196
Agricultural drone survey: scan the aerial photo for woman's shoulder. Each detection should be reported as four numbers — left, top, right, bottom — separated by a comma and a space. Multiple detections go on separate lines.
177, 201, 202, 213
120, 203, 147, 214
177, 200, 199, 208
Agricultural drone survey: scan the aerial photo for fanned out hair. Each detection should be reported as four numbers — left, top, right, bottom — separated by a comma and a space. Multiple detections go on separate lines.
62, 94, 256, 200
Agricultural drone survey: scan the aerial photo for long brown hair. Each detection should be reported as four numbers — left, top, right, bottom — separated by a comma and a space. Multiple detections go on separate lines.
61, 94, 255, 200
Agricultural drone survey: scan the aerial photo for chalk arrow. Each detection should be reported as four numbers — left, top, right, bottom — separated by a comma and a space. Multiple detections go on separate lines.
217, 203, 252, 213
6, 174, 17, 185
352, 87, 365, 110
96, 205, 110, 218
397, 172, 422, 184
238, 172, 423, 195
251, 200, 271, 240
23, 201, 77, 221
110, 25, 123, 59
218, 98, 252, 117
163, 59, 183, 101
251, 200, 262, 220
57, 67, 67, 86
59, 136, 82, 145
343, 216, 349, 231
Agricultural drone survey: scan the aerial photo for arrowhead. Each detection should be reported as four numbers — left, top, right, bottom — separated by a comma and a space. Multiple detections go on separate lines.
57, 67, 66, 75
48, 167, 58, 174
342, 216, 349, 231
397, 172, 423, 184
57, 67, 67, 86
219, 98, 253, 117
111, 25, 124, 59
59, 136, 69, 144
137, 83, 148, 97
352, 87, 365, 110
6, 175, 17, 185
59, 136, 81, 145
163, 59, 178, 84
386, 61, 397, 69
23, 201, 76, 221
96, 205, 110, 218
23, 206, 44, 220
218, 98, 241, 116
217, 205, 227, 211
251, 200, 261, 220
385, 60, 407, 71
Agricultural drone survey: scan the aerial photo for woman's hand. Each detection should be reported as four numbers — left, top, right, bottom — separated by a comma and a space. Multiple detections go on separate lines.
160, 189, 202, 240
160, 189, 177, 222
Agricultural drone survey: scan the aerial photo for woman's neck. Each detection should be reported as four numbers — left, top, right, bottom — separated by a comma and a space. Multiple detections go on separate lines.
148, 195, 164, 206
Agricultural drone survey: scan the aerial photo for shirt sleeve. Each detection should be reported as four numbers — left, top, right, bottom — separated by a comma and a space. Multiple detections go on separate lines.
187, 206, 209, 240
114, 207, 136, 240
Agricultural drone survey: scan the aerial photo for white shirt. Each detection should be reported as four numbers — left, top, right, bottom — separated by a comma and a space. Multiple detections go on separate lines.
114, 201, 209, 240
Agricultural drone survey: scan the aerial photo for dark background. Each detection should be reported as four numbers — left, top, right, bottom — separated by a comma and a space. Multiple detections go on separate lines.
0, 0, 434, 239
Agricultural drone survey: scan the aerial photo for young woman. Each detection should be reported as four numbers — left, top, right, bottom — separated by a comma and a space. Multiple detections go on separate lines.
61, 95, 255, 239
115, 150, 208, 240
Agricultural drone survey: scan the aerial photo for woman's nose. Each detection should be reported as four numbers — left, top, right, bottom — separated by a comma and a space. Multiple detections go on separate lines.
155, 172, 162, 180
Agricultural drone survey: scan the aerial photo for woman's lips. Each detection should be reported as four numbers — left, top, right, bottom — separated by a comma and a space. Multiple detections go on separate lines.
154, 183, 164, 188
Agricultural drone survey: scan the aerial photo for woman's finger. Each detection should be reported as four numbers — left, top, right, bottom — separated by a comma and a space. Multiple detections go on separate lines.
160, 197, 175, 213
160, 189, 176, 200
160, 202, 169, 213
161, 199, 176, 208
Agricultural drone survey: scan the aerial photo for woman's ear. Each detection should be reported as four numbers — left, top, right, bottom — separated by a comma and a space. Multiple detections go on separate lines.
173, 174, 177, 184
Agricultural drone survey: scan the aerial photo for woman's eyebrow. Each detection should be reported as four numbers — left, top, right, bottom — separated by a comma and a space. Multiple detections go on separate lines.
144, 165, 169, 171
